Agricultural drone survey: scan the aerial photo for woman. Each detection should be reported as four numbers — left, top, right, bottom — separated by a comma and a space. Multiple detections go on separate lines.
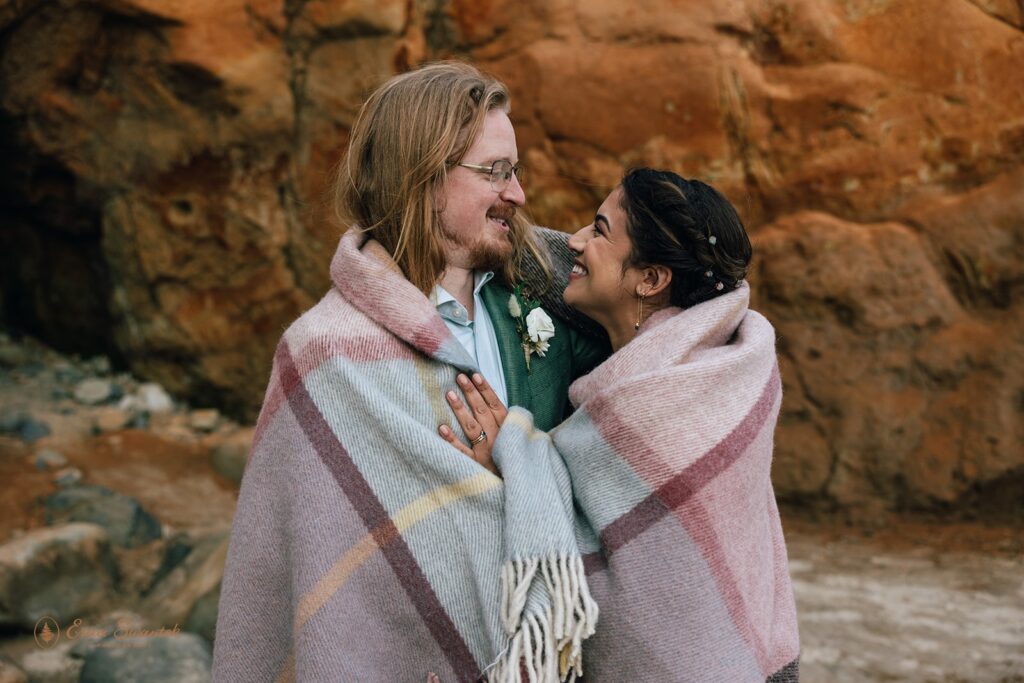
439, 169, 800, 682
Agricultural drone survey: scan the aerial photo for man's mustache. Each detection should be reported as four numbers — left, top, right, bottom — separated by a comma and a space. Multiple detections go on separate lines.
486, 203, 517, 222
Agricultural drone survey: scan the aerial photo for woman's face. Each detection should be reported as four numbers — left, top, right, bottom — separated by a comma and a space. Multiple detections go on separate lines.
564, 186, 643, 323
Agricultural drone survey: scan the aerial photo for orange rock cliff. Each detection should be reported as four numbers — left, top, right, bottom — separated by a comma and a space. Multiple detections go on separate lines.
1, 0, 1021, 514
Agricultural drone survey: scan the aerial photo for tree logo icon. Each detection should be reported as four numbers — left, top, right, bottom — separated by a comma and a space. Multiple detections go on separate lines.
34, 616, 61, 649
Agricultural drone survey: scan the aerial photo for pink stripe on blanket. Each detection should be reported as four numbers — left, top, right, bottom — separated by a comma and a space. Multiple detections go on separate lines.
596, 365, 781, 554
412, 318, 461, 359
586, 366, 785, 675
330, 231, 453, 360
276, 340, 482, 681
252, 363, 285, 450
292, 334, 417, 373
678, 496, 774, 673
253, 331, 419, 450
685, 416, 793, 673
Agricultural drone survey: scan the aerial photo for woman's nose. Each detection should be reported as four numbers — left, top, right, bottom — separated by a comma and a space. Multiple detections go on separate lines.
567, 225, 590, 253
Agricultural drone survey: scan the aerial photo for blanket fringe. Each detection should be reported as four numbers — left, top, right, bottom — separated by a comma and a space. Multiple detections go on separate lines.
490, 554, 598, 682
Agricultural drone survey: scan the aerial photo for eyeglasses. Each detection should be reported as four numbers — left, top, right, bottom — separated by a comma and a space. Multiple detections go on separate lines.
456, 159, 525, 192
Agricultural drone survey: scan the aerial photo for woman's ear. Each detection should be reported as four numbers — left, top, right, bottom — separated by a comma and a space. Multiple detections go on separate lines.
637, 265, 672, 298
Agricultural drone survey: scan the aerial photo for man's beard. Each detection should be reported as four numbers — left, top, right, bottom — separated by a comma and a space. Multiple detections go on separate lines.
463, 238, 511, 271
443, 202, 516, 271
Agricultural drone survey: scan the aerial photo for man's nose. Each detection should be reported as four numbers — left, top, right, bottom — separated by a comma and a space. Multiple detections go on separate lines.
498, 173, 526, 206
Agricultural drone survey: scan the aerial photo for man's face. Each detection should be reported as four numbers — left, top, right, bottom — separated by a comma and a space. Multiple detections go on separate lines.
438, 109, 526, 271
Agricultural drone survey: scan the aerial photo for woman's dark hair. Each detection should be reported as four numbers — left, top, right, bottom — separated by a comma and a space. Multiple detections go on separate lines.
620, 168, 752, 309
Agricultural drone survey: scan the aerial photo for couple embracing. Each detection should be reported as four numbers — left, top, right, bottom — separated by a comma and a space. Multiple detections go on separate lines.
213, 62, 799, 683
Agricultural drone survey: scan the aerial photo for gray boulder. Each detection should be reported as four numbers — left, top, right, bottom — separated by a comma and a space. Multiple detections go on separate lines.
0, 408, 26, 433
0, 343, 32, 369
73, 379, 114, 406
19, 417, 51, 442
34, 449, 68, 471
86, 357, 111, 375
210, 428, 253, 485
15, 640, 81, 683
78, 633, 211, 683
53, 362, 83, 385
142, 532, 228, 632
0, 523, 119, 629
52, 467, 83, 488
143, 536, 195, 596
0, 409, 51, 442
45, 485, 161, 548
183, 583, 220, 642
136, 384, 173, 414
15, 611, 146, 683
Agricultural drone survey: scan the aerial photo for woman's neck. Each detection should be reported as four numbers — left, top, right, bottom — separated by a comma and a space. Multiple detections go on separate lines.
602, 301, 663, 352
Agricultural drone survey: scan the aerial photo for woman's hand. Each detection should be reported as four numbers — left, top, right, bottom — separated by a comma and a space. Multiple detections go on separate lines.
438, 373, 508, 475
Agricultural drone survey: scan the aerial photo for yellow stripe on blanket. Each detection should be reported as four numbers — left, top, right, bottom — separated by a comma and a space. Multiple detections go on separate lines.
506, 409, 550, 443
291, 471, 500, 634
391, 470, 500, 531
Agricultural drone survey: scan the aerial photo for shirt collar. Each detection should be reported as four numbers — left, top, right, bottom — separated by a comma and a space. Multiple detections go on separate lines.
432, 271, 494, 307
431, 271, 494, 326
474, 270, 495, 295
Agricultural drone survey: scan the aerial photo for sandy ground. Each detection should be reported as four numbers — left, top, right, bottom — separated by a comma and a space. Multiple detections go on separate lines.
783, 516, 1024, 683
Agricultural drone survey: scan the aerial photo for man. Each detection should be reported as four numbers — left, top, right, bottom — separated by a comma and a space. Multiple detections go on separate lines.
213, 62, 608, 681
335, 60, 606, 436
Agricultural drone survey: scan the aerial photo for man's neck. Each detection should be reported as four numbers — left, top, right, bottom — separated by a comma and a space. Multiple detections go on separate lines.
438, 266, 476, 320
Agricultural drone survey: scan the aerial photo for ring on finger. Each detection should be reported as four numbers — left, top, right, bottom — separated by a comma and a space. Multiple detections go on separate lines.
470, 429, 487, 445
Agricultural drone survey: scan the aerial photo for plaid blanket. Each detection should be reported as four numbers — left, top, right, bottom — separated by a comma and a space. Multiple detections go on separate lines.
213, 228, 596, 682
494, 283, 801, 682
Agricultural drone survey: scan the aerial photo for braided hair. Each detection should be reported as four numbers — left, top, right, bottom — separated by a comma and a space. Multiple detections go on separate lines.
619, 169, 751, 309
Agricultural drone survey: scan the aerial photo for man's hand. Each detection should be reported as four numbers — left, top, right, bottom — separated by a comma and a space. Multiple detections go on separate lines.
438, 373, 508, 475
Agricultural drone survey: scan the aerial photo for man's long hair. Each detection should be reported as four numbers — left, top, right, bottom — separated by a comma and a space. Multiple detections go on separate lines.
335, 61, 550, 294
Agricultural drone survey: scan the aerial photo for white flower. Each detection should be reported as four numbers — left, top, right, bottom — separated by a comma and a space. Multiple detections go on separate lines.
525, 307, 555, 343
508, 293, 522, 318
534, 340, 550, 357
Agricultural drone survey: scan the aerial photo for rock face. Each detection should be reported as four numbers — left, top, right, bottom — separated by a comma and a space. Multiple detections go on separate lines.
752, 205, 1023, 512
1, 0, 1021, 514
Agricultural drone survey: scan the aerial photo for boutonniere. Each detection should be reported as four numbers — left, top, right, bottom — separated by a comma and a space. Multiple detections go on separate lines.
508, 284, 555, 371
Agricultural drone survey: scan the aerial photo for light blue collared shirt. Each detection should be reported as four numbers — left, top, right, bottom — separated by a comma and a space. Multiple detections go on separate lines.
431, 272, 509, 407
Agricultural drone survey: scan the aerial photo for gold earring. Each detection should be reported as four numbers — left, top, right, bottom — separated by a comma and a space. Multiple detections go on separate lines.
635, 291, 645, 330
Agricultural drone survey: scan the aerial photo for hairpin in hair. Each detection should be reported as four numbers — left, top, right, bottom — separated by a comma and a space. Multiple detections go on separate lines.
704, 269, 713, 278
715, 282, 724, 291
